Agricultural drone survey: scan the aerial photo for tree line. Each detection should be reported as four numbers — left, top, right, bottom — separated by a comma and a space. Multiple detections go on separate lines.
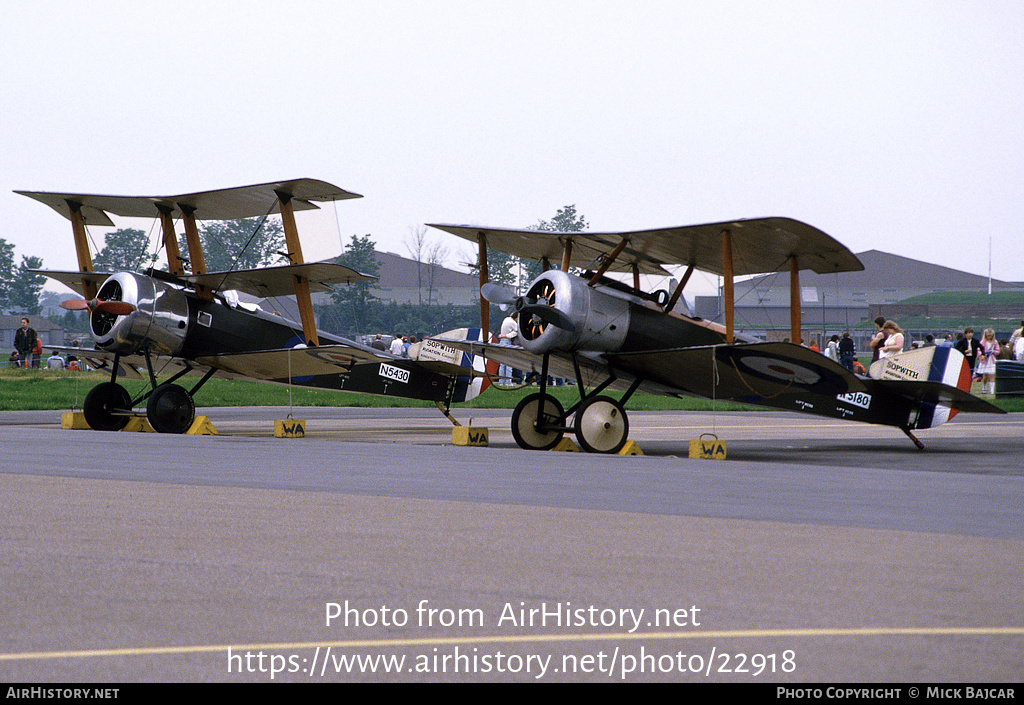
0, 238, 46, 316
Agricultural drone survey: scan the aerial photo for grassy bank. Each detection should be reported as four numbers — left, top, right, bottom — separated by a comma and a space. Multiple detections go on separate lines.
2, 367, 1022, 413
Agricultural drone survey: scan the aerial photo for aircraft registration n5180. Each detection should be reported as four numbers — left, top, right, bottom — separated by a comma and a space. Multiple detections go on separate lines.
426, 219, 1003, 452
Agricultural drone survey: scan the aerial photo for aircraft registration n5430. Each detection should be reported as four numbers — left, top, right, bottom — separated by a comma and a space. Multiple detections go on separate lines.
17, 179, 492, 433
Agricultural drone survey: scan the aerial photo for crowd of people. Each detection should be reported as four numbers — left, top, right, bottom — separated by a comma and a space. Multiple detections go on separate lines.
7, 317, 83, 371
813, 316, 1024, 394
367, 333, 418, 357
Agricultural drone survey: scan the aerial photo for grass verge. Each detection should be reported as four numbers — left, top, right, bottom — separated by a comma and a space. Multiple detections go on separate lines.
2, 368, 1022, 413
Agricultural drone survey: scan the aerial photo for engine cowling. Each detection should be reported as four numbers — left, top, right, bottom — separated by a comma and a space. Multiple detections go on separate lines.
90, 272, 190, 356
516, 270, 628, 354
515, 269, 729, 356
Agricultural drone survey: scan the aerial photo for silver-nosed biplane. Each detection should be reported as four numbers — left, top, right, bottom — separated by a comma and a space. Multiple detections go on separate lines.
426, 218, 1003, 452
17, 179, 488, 433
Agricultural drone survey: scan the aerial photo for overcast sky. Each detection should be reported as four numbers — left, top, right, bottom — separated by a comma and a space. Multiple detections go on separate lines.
2, 0, 1022, 299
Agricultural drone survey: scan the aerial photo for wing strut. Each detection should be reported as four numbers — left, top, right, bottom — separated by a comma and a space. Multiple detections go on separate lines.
588, 237, 629, 286
560, 238, 573, 272
276, 190, 319, 346
477, 231, 489, 336
790, 255, 801, 345
665, 264, 695, 312
67, 200, 98, 300
722, 229, 734, 344
157, 205, 185, 276
178, 205, 212, 299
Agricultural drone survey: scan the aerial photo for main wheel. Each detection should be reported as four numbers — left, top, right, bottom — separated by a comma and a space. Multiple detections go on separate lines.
82, 382, 132, 431
574, 395, 629, 453
146, 384, 196, 434
511, 392, 565, 451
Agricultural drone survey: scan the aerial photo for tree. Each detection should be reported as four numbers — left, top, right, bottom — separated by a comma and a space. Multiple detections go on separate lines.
0, 238, 15, 312
423, 240, 450, 306
469, 247, 520, 290
194, 216, 286, 272
405, 225, 451, 306
524, 204, 589, 282
330, 234, 380, 334
534, 204, 589, 234
9, 255, 45, 315
93, 228, 152, 272
405, 226, 428, 305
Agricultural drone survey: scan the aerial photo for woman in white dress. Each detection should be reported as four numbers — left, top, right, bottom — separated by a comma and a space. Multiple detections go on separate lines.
877, 321, 904, 360
976, 328, 1000, 395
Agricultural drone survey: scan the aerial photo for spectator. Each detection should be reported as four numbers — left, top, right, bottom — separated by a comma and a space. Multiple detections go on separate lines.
976, 329, 999, 395
954, 328, 982, 376
878, 321, 904, 360
13, 317, 37, 368
868, 316, 886, 363
838, 332, 856, 372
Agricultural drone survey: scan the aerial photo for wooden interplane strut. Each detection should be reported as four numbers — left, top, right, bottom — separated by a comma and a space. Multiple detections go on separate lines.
276, 190, 318, 347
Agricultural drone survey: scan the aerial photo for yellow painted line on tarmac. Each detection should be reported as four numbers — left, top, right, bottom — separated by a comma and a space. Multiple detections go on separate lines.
3, 626, 1023, 662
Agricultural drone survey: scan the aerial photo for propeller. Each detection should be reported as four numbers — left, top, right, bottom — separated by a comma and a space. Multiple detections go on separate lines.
60, 297, 137, 316
517, 278, 576, 338
518, 304, 576, 333
480, 282, 519, 306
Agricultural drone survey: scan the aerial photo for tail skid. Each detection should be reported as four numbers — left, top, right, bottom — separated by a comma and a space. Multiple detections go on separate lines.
867, 347, 1001, 445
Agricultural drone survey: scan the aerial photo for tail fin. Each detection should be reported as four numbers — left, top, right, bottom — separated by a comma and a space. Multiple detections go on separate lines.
870, 346, 972, 428
414, 328, 498, 403
917, 346, 972, 427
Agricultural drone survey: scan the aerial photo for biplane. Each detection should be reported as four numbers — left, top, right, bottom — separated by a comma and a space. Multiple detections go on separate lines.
16, 179, 487, 433
426, 218, 1004, 452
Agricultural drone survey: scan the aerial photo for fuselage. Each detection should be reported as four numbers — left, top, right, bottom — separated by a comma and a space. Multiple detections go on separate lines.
88, 271, 453, 402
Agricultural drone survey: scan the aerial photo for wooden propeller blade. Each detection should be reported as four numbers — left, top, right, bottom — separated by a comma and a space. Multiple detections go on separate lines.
94, 301, 136, 316
60, 298, 136, 316
518, 304, 575, 332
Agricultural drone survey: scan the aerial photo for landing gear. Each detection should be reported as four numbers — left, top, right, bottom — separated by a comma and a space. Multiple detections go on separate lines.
508, 353, 640, 453
82, 382, 132, 432
574, 395, 629, 454
511, 392, 565, 451
80, 351, 213, 433
146, 384, 196, 434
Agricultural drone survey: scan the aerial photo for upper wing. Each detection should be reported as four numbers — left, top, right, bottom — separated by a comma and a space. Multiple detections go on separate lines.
16, 178, 361, 225
428, 217, 863, 277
